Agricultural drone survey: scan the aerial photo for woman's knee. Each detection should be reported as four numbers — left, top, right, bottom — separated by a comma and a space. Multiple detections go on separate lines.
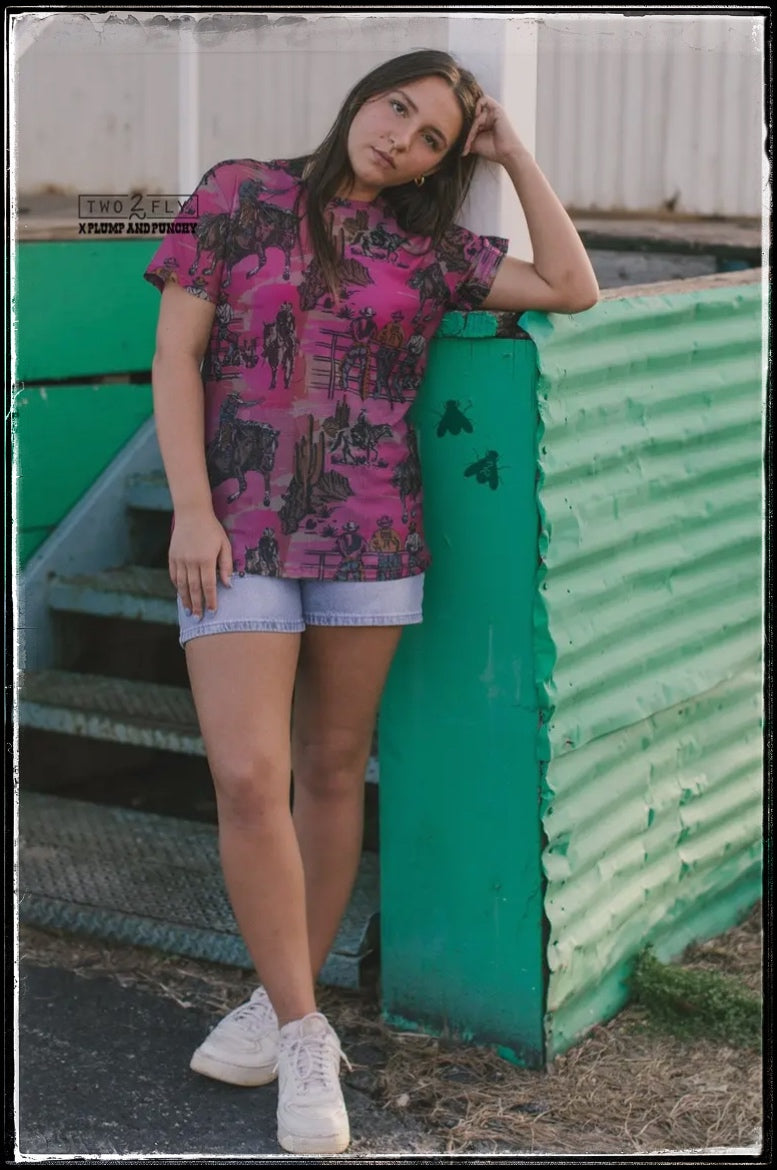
210, 751, 290, 824
292, 734, 371, 800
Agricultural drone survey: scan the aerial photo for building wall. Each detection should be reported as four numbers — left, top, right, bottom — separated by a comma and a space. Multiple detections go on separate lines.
522, 274, 764, 1056
13, 12, 764, 217
12, 13, 450, 195
535, 14, 764, 216
13, 238, 160, 562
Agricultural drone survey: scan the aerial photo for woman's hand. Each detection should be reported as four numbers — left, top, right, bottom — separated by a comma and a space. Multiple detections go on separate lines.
169, 508, 233, 619
462, 95, 525, 166
461, 92, 599, 314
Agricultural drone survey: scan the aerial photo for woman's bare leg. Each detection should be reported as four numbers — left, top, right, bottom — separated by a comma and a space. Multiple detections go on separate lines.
185, 630, 315, 1027
291, 625, 403, 978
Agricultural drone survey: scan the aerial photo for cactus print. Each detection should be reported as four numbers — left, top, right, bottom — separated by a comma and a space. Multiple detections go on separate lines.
144, 159, 507, 580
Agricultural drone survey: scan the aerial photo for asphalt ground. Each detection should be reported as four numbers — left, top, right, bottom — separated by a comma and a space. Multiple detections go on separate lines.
12, 908, 764, 1163
15, 959, 445, 1162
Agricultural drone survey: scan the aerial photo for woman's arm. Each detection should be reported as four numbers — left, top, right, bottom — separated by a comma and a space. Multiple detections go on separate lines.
152, 280, 233, 618
463, 96, 599, 314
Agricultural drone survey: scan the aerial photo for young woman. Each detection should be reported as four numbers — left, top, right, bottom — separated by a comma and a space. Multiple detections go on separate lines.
144, 49, 598, 1156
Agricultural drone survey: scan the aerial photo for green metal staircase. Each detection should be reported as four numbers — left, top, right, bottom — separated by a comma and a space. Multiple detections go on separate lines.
19, 465, 379, 989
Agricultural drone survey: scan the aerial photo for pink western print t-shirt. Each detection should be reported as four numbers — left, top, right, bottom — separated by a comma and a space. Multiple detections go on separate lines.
143, 158, 508, 582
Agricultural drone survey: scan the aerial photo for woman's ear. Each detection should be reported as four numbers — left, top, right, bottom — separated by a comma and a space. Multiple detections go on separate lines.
426, 156, 454, 178
426, 155, 460, 179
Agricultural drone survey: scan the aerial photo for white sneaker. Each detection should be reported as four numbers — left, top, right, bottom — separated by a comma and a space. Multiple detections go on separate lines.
276, 1012, 351, 1154
190, 986, 279, 1086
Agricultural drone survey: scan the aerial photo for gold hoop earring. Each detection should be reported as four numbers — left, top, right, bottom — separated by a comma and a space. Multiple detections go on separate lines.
414, 175, 426, 188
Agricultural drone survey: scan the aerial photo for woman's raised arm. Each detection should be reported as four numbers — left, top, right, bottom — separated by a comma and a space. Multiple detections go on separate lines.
463, 96, 600, 314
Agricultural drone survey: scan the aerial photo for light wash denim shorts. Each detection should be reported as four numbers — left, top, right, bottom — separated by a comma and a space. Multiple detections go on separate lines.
178, 573, 425, 645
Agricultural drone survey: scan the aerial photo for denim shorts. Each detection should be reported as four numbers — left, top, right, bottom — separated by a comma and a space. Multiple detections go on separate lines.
177, 573, 425, 645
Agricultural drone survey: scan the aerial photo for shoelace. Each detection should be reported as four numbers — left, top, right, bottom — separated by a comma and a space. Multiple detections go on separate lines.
228, 991, 277, 1037
278, 1029, 353, 1092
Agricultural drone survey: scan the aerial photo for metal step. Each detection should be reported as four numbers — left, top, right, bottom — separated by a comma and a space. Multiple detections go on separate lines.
49, 565, 177, 624
126, 471, 172, 512
20, 670, 205, 754
20, 669, 380, 781
19, 790, 378, 989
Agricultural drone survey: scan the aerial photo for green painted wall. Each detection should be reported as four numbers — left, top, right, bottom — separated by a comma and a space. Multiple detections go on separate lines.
15, 240, 160, 382
14, 383, 153, 563
380, 321, 546, 1067
14, 239, 159, 564
521, 281, 764, 1058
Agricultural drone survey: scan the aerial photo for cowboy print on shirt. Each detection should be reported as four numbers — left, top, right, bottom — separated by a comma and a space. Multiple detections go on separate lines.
143, 158, 508, 581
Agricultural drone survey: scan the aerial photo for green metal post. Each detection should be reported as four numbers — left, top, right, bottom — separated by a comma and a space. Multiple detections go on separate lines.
379, 321, 546, 1066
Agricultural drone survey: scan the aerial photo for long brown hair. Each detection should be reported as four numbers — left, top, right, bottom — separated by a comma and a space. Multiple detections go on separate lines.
294, 50, 484, 295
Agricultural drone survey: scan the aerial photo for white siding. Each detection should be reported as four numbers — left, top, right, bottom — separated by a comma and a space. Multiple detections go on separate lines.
11, 11, 540, 252
12, 12, 765, 218
12, 13, 452, 194
535, 14, 764, 217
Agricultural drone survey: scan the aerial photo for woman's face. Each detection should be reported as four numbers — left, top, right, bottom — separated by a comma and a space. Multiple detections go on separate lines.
344, 76, 464, 201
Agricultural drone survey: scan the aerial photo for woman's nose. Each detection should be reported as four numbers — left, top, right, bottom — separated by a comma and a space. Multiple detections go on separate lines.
389, 125, 413, 151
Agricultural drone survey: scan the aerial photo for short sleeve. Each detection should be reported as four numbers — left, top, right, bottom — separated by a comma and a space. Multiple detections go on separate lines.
440, 225, 509, 312
142, 161, 240, 303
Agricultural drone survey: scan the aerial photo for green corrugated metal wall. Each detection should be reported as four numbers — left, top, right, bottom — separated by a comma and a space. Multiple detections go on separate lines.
522, 281, 764, 1057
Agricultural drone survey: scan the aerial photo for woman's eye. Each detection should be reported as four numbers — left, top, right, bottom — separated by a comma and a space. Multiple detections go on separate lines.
424, 134, 440, 150
390, 99, 406, 115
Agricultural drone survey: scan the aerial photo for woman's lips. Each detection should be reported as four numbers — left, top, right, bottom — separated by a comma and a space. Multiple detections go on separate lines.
372, 147, 395, 169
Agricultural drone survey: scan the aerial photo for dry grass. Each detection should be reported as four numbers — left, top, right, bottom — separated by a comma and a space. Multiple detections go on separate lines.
680, 909, 763, 996
17, 903, 763, 1157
